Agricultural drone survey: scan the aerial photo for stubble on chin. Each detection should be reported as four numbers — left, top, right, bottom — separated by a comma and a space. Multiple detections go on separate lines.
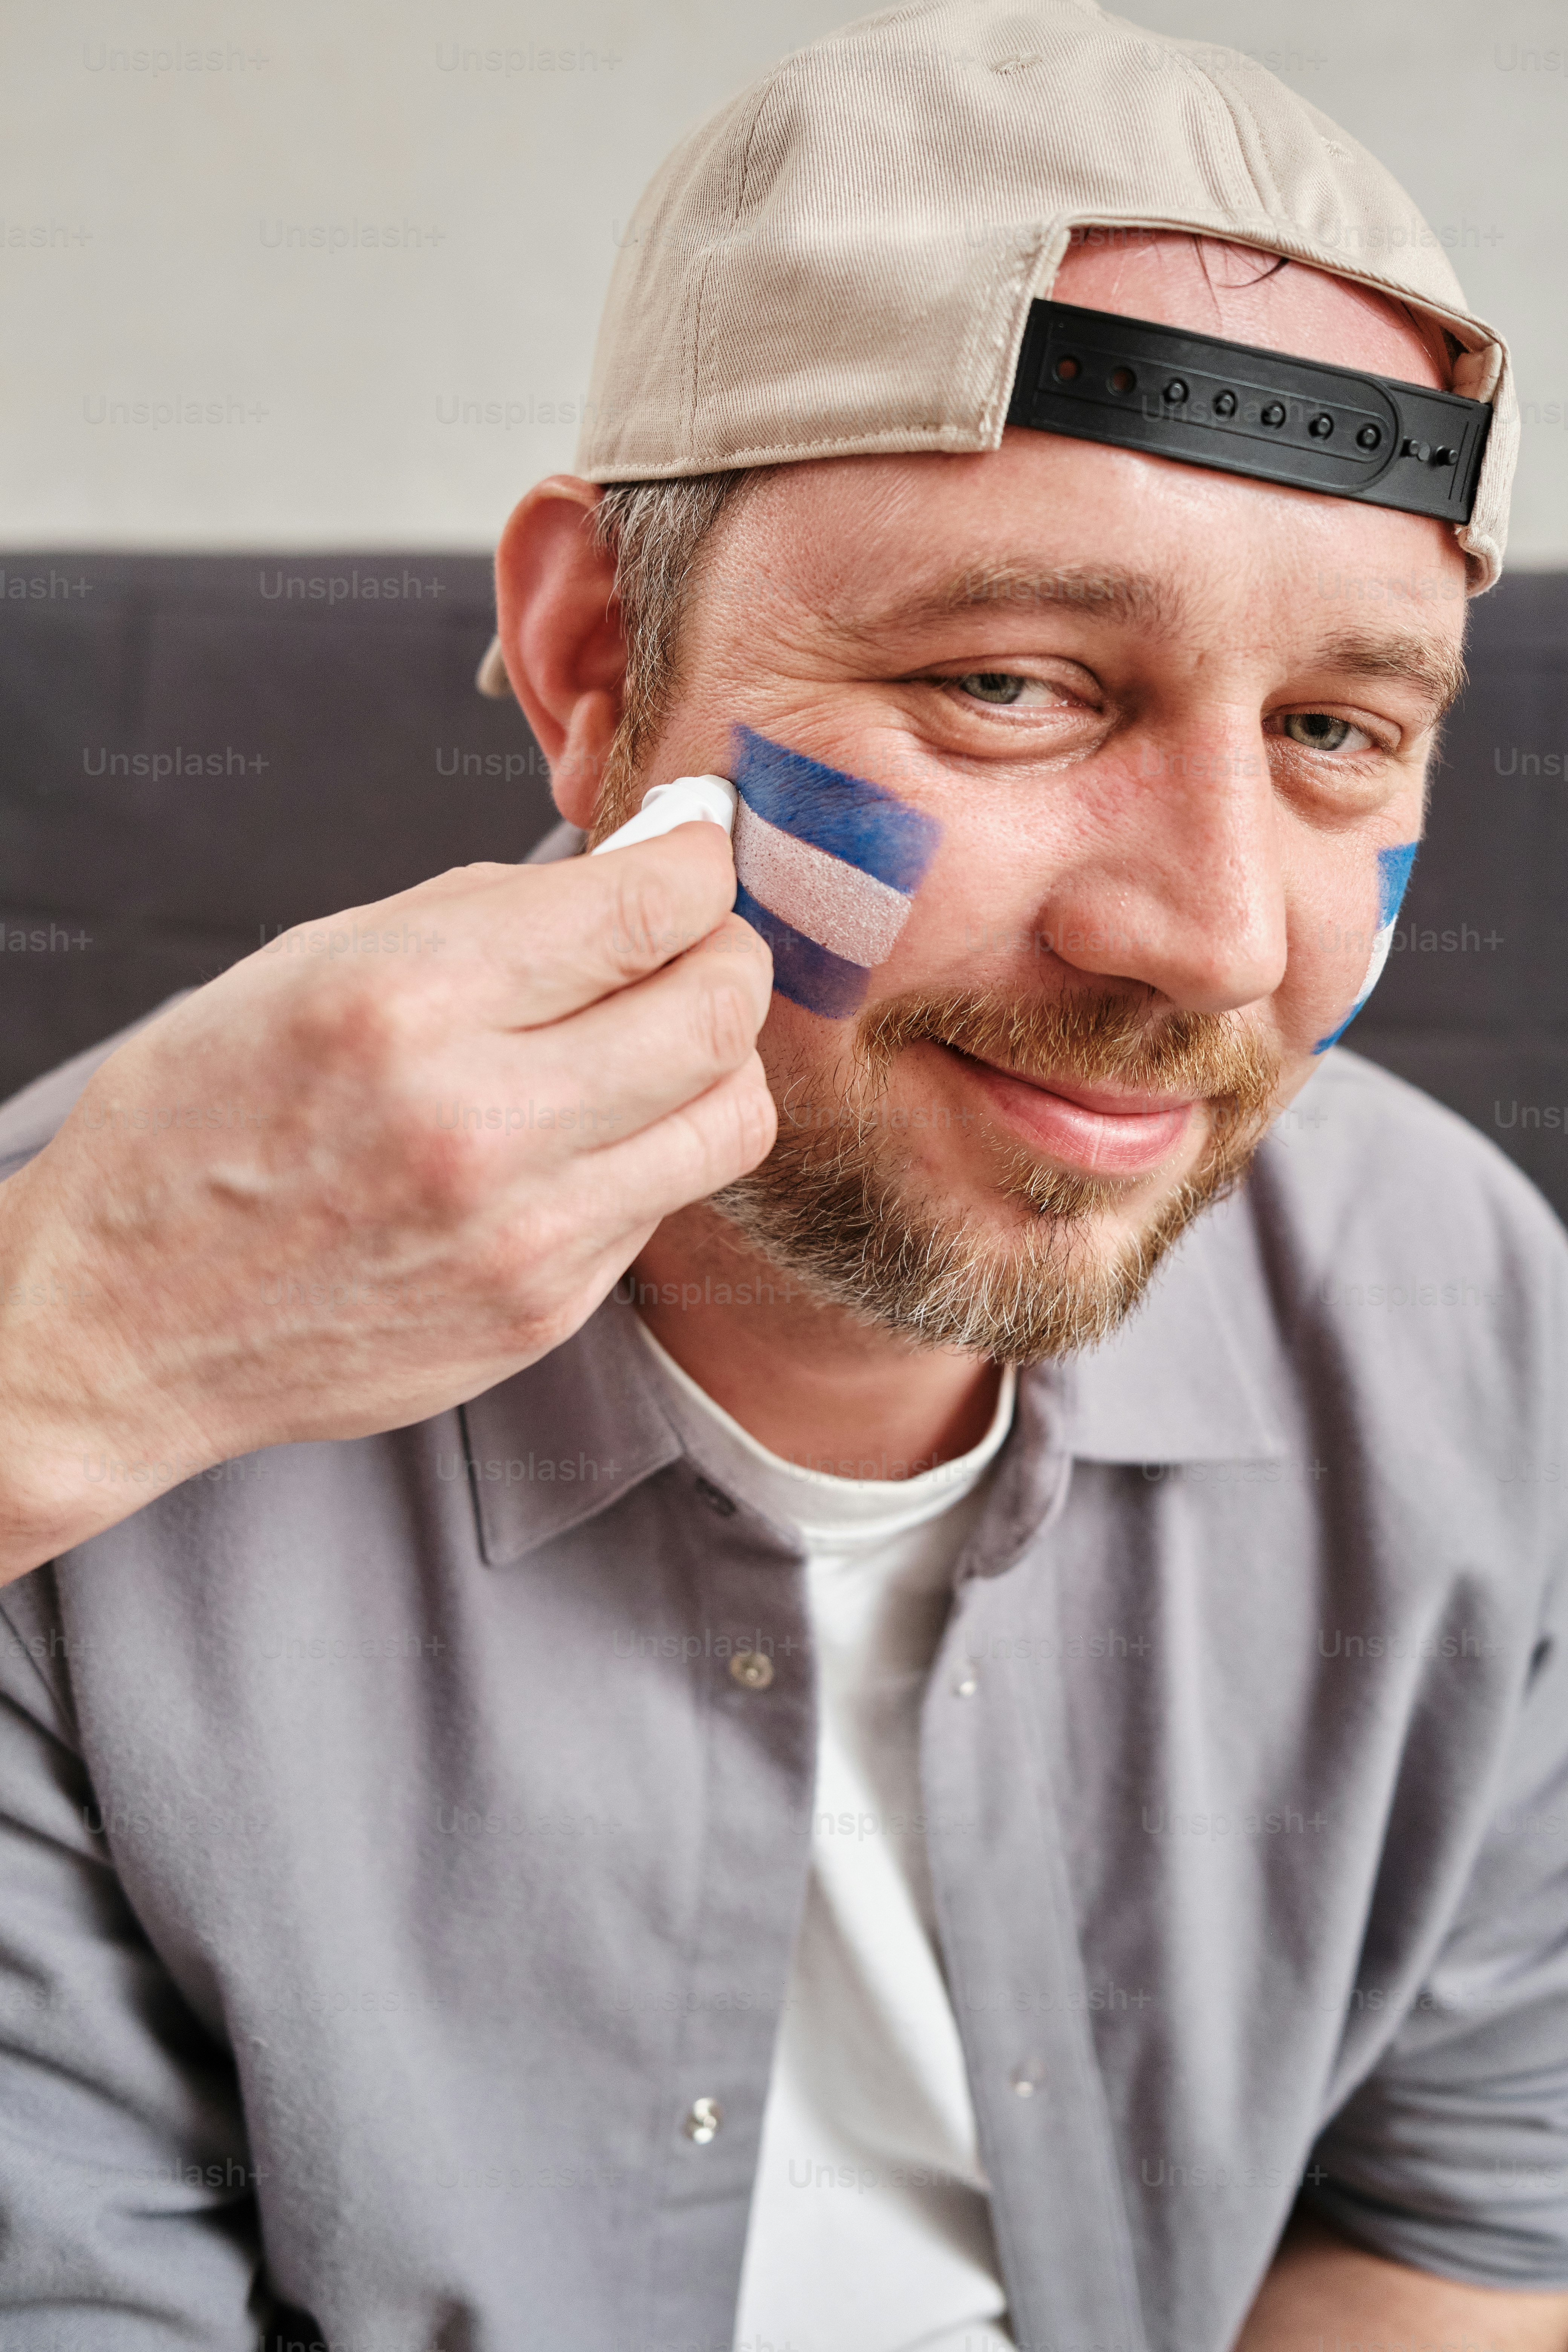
709, 985, 1281, 1364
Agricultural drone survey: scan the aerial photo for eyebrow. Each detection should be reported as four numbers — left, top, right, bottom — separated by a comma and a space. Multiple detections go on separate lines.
842, 562, 1188, 640
1312, 629, 1468, 722
842, 563, 1467, 720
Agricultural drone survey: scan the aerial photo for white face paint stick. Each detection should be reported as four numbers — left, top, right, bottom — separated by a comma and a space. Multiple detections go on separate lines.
588, 775, 737, 856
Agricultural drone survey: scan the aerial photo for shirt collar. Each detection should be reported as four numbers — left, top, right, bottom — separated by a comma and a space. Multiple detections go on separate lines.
459, 1289, 686, 1567
461, 1193, 1287, 1568
1055, 1188, 1291, 1463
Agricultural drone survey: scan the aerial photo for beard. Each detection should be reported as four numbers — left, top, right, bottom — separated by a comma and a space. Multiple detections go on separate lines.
709, 985, 1281, 1365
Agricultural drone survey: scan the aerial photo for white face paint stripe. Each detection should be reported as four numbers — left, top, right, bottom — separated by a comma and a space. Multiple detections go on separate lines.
1313, 841, 1419, 1054
1354, 917, 1398, 1013
732, 798, 914, 969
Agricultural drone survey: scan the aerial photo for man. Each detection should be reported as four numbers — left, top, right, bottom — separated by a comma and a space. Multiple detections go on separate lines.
1, 3, 1565, 2347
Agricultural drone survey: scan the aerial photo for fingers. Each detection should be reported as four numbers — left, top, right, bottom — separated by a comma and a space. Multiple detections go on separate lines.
567, 1050, 780, 1231
481, 824, 746, 1028
506, 908, 774, 1158
229, 827, 746, 1038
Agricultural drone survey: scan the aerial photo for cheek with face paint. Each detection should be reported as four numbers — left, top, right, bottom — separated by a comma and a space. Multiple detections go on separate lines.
728, 727, 944, 1018
1313, 841, 1419, 1053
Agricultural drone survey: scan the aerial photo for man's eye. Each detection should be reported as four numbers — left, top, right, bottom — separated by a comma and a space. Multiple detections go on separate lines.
957, 672, 1031, 706
1280, 711, 1364, 753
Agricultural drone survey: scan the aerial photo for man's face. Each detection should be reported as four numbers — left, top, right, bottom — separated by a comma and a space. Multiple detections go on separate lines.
633, 238, 1470, 1359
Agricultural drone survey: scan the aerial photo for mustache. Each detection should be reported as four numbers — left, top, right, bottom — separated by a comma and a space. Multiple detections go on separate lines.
714, 982, 1283, 1355
858, 986, 1282, 1118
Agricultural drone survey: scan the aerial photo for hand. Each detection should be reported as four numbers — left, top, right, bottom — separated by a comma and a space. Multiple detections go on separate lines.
0, 825, 775, 1581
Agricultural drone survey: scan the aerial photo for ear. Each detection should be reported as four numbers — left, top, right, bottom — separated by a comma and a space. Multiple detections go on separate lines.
493, 476, 623, 831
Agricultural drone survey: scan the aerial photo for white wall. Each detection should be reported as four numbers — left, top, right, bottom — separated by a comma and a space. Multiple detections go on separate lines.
3, 0, 1565, 557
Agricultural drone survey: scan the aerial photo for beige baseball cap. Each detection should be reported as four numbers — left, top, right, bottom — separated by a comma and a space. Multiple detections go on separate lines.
478, 0, 1514, 697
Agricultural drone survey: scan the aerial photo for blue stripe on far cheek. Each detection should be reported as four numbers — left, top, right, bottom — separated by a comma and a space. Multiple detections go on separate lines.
1375, 841, 1419, 930
1312, 841, 1419, 1054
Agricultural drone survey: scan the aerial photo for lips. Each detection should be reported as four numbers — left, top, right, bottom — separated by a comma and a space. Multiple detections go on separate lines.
949, 1047, 1199, 1178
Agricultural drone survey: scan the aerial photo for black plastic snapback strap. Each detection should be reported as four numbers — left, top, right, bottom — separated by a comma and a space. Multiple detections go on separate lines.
1007, 301, 1490, 525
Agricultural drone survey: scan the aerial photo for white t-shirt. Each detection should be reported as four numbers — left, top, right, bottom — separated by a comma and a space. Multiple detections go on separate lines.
633, 1319, 1020, 2352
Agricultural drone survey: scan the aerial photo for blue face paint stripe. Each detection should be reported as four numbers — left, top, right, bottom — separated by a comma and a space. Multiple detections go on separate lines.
1311, 1009, 1359, 1054
1376, 840, 1419, 930
733, 884, 870, 1020
732, 727, 942, 897
1312, 839, 1419, 1054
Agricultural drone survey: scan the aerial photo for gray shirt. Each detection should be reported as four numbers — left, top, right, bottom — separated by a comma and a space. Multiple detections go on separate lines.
2, 1018, 1567, 2352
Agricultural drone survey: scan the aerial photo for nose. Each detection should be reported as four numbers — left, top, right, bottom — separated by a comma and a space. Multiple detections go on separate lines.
1035, 715, 1289, 1014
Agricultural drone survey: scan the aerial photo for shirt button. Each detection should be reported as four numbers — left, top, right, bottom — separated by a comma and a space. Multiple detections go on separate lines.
694, 1476, 737, 1517
954, 1672, 978, 1697
683, 2096, 722, 2143
730, 1650, 775, 1690
1011, 2058, 1046, 2098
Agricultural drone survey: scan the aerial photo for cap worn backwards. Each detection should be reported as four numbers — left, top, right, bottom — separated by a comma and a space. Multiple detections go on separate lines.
576, 0, 1513, 585
477, 0, 1514, 701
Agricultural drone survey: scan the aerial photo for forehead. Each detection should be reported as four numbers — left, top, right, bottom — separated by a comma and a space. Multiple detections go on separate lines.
1051, 228, 1454, 391
712, 426, 1469, 660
